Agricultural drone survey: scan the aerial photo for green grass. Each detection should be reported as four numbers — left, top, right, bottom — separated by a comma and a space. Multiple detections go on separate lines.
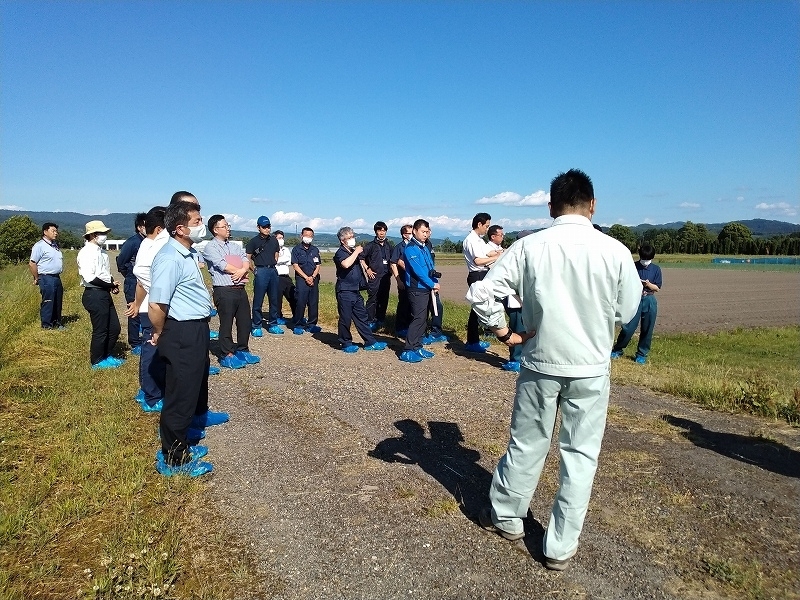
0, 262, 259, 600
611, 327, 800, 424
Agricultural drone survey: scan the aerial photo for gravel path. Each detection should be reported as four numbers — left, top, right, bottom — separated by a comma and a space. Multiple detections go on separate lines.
197, 324, 800, 600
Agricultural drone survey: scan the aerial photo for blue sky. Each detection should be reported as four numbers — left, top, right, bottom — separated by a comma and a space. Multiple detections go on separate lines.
2, 1, 798, 236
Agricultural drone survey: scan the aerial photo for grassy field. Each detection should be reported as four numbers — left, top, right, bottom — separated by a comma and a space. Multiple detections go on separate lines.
0, 260, 257, 600
1, 258, 797, 599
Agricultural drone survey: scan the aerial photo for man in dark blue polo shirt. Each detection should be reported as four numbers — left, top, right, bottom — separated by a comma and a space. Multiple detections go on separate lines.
116, 213, 147, 353
359, 220, 394, 332
290, 227, 322, 335
333, 226, 387, 353
246, 216, 282, 337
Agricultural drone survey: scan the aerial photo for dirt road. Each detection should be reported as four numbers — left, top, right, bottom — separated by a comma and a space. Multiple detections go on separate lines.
203, 323, 800, 599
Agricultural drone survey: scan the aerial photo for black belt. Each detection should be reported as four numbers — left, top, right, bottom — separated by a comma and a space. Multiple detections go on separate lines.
40, 273, 60, 277
214, 285, 246, 289
167, 316, 211, 323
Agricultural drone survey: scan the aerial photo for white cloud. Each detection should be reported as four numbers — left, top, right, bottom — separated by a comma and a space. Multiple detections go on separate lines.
754, 202, 798, 217
385, 215, 472, 235
679, 202, 701, 210
249, 197, 277, 203
643, 218, 655, 225
475, 190, 549, 206
492, 217, 552, 230
0, 204, 25, 210
225, 214, 258, 231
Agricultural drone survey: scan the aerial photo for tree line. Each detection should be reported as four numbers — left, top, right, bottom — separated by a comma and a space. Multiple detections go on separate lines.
437, 222, 800, 256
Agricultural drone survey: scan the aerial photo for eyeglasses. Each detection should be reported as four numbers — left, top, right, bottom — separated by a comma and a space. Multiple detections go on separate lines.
214, 224, 231, 230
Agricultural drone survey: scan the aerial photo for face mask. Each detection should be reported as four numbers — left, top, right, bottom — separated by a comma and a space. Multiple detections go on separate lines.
640, 259, 652, 266
302, 236, 313, 245
278, 239, 285, 247
187, 223, 207, 243
95, 234, 107, 245
346, 238, 356, 248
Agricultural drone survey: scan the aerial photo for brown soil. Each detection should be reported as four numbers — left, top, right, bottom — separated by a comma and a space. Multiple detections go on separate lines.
198, 307, 800, 599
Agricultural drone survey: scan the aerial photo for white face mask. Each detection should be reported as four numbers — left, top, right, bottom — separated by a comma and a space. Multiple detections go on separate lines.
346, 238, 356, 248
278, 238, 285, 247
640, 259, 652, 266
95, 234, 107, 246
302, 236, 313, 245
187, 223, 207, 243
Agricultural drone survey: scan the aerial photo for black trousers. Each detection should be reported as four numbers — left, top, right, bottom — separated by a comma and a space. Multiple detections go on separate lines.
81, 287, 121, 365
158, 318, 210, 465
365, 272, 391, 322
336, 289, 376, 347
278, 274, 296, 318
405, 287, 430, 351
466, 270, 488, 344
212, 286, 251, 356
395, 285, 411, 333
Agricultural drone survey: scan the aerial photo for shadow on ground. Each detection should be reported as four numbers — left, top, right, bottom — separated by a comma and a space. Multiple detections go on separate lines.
663, 415, 800, 478
370, 419, 492, 520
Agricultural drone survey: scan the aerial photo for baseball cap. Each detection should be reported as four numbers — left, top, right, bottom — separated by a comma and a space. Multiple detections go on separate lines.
257, 216, 271, 228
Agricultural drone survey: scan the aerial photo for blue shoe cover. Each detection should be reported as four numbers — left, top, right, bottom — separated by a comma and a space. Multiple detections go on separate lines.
187, 428, 206, 443
292, 327, 305, 335
141, 398, 163, 413
307, 325, 321, 333
131, 345, 142, 356
276, 317, 287, 325
635, 356, 647, 364
267, 325, 284, 335
220, 355, 246, 369
251, 328, 263, 337
235, 350, 261, 364
479, 340, 491, 349
209, 308, 218, 317
464, 342, 487, 353
399, 350, 423, 363
209, 330, 219, 340
134, 389, 145, 401
208, 366, 221, 376
156, 445, 208, 463
417, 348, 435, 359
191, 410, 230, 429
342, 344, 359, 353
501, 361, 521, 372
156, 455, 213, 477
107, 356, 125, 366
92, 357, 119, 370
364, 342, 387, 351
610, 351, 623, 359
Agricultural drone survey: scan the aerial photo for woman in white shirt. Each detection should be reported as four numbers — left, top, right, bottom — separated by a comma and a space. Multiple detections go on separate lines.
76, 220, 123, 369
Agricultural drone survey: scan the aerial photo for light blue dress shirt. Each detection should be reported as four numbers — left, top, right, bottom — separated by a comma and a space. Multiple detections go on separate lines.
149, 238, 212, 320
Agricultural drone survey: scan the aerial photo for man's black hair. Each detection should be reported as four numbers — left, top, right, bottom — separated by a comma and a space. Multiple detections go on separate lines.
487, 224, 504, 238
639, 242, 656, 261
42, 222, 58, 234
472, 212, 491, 230
144, 206, 166, 234
374, 221, 388, 232
549, 169, 594, 213
135, 212, 147, 230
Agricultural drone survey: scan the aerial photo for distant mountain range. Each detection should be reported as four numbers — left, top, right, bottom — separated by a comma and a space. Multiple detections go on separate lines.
1, 209, 798, 243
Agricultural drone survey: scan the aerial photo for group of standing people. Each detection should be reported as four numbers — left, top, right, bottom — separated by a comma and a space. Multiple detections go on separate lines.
27, 169, 664, 571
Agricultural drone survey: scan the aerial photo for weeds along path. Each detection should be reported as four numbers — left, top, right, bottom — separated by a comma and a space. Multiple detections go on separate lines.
201, 326, 800, 600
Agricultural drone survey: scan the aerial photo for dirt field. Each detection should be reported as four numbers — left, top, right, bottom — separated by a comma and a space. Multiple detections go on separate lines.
319, 264, 800, 333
